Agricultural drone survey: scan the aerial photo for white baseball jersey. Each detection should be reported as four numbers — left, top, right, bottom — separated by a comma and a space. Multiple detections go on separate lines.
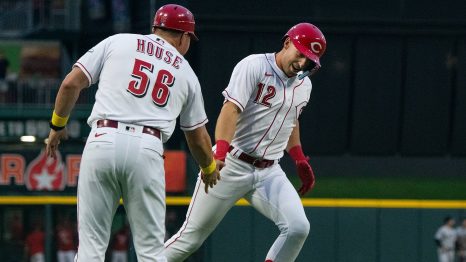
75, 33, 208, 142
223, 53, 312, 160
435, 225, 457, 249
75, 33, 208, 262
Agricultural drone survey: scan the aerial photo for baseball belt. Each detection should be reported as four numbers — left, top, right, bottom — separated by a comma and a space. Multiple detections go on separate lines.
96, 119, 161, 139
228, 145, 275, 168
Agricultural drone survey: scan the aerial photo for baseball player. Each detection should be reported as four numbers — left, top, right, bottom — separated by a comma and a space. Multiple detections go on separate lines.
165, 23, 325, 262
435, 216, 457, 262
55, 218, 77, 262
110, 225, 130, 262
45, 4, 220, 262
24, 223, 45, 262
457, 218, 466, 262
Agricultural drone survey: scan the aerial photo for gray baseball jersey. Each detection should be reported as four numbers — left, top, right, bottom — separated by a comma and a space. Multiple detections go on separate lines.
435, 225, 457, 249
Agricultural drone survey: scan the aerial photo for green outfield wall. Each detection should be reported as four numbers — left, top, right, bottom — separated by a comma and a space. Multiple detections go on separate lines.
0, 197, 464, 262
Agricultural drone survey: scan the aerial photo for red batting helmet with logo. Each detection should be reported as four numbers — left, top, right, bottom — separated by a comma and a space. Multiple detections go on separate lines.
285, 23, 326, 73
153, 4, 198, 41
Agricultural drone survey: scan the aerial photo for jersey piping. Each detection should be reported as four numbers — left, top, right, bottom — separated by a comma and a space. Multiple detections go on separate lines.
263, 82, 303, 157
249, 54, 304, 158
74, 62, 93, 87
180, 118, 209, 130
223, 90, 245, 111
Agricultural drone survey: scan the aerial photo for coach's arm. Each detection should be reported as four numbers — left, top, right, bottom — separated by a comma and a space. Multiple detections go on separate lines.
46, 67, 89, 159
184, 126, 222, 193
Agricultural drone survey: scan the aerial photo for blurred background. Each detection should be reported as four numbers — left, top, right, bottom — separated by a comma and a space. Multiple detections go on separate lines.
0, 0, 465, 261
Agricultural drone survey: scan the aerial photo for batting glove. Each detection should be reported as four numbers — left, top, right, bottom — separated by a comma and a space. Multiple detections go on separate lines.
289, 145, 316, 196
295, 157, 315, 196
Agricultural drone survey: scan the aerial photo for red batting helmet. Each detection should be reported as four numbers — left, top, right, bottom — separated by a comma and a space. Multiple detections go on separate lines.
285, 23, 326, 72
153, 4, 198, 41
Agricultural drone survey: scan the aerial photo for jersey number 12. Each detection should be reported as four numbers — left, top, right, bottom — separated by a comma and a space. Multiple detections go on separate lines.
127, 58, 174, 107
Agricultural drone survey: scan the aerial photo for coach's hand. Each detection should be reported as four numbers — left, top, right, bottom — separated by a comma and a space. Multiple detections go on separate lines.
201, 162, 222, 194
45, 128, 68, 159
296, 156, 315, 196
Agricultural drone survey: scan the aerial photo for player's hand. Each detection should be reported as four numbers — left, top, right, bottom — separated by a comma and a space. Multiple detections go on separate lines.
215, 159, 226, 171
45, 128, 68, 159
296, 156, 315, 196
201, 166, 221, 194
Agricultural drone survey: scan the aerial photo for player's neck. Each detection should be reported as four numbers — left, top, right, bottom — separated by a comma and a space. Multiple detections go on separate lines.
274, 51, 285, 73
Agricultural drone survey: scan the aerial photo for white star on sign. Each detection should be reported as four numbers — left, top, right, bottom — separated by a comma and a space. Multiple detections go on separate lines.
35, 169, 56, 190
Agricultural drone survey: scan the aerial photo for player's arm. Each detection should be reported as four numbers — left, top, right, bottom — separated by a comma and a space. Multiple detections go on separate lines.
286, 121, 316, 196
213, 101, 241, 162
434, 238, 442, 248
46, 67, 89, 159
184, 126, 221, 193
286, 121, 302, 151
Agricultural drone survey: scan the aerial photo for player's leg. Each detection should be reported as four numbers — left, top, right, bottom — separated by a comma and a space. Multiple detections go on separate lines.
30, 253, 45, 262
164, 157, 253, 262
31, 253, 45, 262
245, 165, 309, 262
67, 251, 76, 262
111, 251, 124, 262
75, 131, 121, 262
56, 251, 63, 262
119, 133, 166, 262
163, 177, 238, 261
447, 250, 455, 262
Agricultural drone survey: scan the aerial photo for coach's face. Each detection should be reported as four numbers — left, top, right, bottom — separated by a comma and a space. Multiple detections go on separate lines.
280, 38, 312, 77
179, 32, 191, 55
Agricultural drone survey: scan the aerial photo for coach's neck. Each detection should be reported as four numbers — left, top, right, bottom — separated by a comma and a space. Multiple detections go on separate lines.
152, 27, 190, 55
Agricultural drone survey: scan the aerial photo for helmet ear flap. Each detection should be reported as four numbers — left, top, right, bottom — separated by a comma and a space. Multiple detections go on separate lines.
285, 23, 326, 73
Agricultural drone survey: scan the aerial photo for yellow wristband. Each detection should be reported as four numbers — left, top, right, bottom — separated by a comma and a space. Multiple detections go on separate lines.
51, 110, 69, 127
201, 159, 217, 175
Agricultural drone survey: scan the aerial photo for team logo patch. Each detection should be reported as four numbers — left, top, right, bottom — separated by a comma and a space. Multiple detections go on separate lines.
310, 42, 323, 54
25, 150, 66, 191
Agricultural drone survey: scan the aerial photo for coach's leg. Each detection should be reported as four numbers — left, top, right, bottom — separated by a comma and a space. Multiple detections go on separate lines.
121, 135, 166, 262
246, 165, 310, 262
76, 140, 120, 261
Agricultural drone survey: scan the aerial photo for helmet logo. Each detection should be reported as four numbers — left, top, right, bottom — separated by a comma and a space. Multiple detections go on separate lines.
310, 42, 322, 54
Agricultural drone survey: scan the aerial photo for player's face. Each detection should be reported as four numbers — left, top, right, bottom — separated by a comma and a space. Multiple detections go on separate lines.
281, 39, 312, 77
447, 218, 455, 227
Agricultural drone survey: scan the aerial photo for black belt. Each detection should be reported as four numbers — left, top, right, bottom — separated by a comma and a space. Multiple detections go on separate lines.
96, 119, 161, 139
228, 145, 275, 168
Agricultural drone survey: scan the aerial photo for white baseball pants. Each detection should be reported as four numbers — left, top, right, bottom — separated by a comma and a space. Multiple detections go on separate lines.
164, 155, 310, 262
437, 249, 455, 262
76, 122, 166, 262
57, 250, 75, 262
30, 253, 45, 262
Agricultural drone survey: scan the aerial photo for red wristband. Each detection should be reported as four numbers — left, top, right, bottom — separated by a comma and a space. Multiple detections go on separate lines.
214, 139, 230, 160
288, 145, 307, 161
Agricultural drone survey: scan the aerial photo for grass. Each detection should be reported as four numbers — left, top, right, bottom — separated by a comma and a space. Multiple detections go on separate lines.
295, 176, 466, 200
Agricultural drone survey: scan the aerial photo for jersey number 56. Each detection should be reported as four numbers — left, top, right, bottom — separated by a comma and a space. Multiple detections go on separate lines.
127, 58, 174, 107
